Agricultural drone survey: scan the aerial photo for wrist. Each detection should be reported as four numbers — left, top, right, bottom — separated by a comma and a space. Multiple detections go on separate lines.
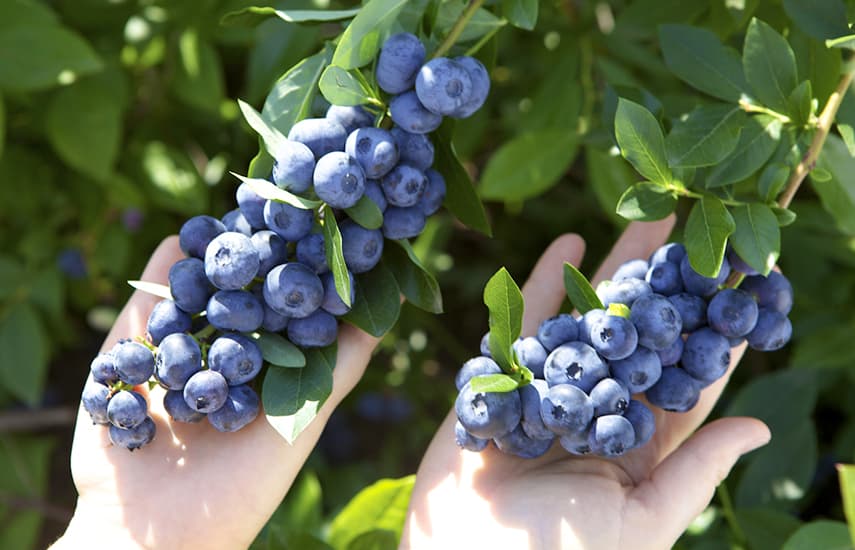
50, 502, 146, 550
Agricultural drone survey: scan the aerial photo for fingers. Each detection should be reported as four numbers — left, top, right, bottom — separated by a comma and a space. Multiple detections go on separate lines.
626, 417, 770, 546
591, 217, 676, 287
520, 234, 586, 336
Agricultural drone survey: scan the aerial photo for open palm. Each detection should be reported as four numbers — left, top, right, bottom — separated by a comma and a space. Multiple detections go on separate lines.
403, 219, 771, 550
55, 237, 381, 550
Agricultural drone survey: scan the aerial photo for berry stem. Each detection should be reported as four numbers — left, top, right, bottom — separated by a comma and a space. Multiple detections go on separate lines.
716, 483, 748, 548
778, 68, 855, 209
432, 0, 486, 59
193, 323, 217, 342
737, 99, 792, 124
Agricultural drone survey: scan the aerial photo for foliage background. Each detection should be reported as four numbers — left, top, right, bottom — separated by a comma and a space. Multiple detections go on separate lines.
2, 0, 855, 548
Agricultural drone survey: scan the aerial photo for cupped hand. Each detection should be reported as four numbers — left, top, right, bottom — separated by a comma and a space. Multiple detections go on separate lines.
402, 219, 771, 550
54, 236, 381, 550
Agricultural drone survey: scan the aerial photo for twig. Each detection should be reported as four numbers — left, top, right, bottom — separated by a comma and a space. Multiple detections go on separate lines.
432, 0, 486, 59
0, 407, 76, 432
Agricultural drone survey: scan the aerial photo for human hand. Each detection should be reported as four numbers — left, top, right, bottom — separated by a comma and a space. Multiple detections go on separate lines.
402, 219, 771, 550
52, 236, 381, 550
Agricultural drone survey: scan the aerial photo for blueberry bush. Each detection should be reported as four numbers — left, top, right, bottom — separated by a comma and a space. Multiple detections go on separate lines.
4, 0, 855, 548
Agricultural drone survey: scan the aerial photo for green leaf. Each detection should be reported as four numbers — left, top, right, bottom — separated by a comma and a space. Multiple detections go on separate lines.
341, 262, 401, 337
263, 45, 333, 136
614, 98, 671, 185
707, 115, 782, 188
434, 2, 507, 43
659, 24, 748, 102
346, 530, 397, 550
791, 28, 842, 107
45, 74, 124, 180
328, 475, 415, 550
248, 139, 275, 179
615, 182, 677, 221
319, 66, 375, 107
0, 0, 58, 28
782, 520, 851, 550
563, 262, 604, 314
172, 30, 225, 113
665, 105, 744, 167
433, 123, 491, 236
332, 0, 410, 69
0, 256, 25, 300
0, 303, 48, 405
502, 0, 538, 30
758, 163, 790, 202
727, 369, 817, 441
788, 80, 813, 127
322, 212, 352, 308
254, 332, 306, 368
469, 373, 520, 393
743, 18, 799, 113
839, 124, 855, 156
736, 508, 802, 550
478, 130, 579, 201
385, 240, 442, 314
586, 147, 633, 225
344, 195, 384, 230
0, 94, 4, 158
813, 134, 855, 236
30, 268, 63, 319
233, 174, 321, 210
139, 141, 208, 216
483, 268, 524, 372
222, 7, 361, 27
783, 0, 849, 42
263, 344, 336, 444
684, 196, 735, 277
238, 100, 292, 160
839, 464, 855, 548
771, 206, 797, 226
730, 203, 780, 276
0, 436, 54, 550
127, 280, 173, 300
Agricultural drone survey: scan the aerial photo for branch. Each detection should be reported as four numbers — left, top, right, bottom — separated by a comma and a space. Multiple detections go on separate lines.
432, 0, 486, 59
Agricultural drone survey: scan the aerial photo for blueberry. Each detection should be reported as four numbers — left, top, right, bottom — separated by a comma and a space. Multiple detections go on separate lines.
727, 248, 760, 276
169, 258, 213, 314
667, 293, 708, 332
645, 261, 683, 296
741, 271, 793, 315
454, 420, 489, 452
389, 91, 442, 134
630, 294, 682, 351
419, 169, 446, 216
251, 230, 289, 278
313, 152, 366, 209
325, 104, 374, 135
296, 233, 328, 274
645, 366, 701, 412
612, 259, 649, 281
179, 215, 226, 259
681, 327, 731, 386
263, 200, 315, 242
287, 118, 347, 159
82, 381, 110, 424
588, 415, 635, 457
206, 290, 264, 332
656, 336, 684, 367
261, 300, 290, 332
90, 353, 118, 385
113, 341, 155, 385
208, 333, 263, 386
479, 332, 492, 358
107, 390, 148, 429
222, 209, 253, 236
536, 314, 579, 351
183, 370, 229, 413
146, 300, 192, 345
540, 383, 594, 436
271, 140, 316, 193
381, 164, 427, 207
519, 379, 553, 440
577, 309, 606, 346
544, 341, 608, 392
416, 57, 473, 116
513, 337, 548, 378
109, 416, 156, 451
649, 243, 686, 266
589, 313, 638, 360
363, 180, 388, 212
747, 308, 792, 351
57, 248, 87, 278
155, 333, 202, 390
624, 400, 655, 448
597, 278, 653, 307
264, 263, 324, 318
679, 255, 730, 297
455, 381, 521, 439
455, 356, 502, 390
208, 384, 260, 432
287, 309, 338, 348
340, 221, 384, 273
493, 424, 553, 458
164, 390, 205, 423
451, 56, 490, 118
382, 206, 426, 240
391, 127, 435, 170
609, 346, 663, 394
320, 271, 355, 316
376, 32, 426, 93
345, 127, 399, 179
559, 430, 592, 455
204, 232, 260, 290
236, 183, 267, 229
707, 288, 759, 338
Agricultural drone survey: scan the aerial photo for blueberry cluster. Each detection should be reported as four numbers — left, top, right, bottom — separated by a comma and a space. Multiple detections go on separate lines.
454, 243, 794, 458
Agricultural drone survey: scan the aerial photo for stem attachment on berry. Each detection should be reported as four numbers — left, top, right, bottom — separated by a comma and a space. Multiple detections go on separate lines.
432, 0, 486, 59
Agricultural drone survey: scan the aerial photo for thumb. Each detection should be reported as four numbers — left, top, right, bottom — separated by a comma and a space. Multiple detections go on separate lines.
627, 417, 770, 547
